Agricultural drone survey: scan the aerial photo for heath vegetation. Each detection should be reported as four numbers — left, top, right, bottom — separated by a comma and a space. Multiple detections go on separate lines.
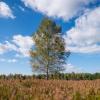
0, 77, 100, 100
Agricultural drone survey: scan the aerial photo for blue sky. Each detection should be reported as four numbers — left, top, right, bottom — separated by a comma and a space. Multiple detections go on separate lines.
0, 0, 100, 75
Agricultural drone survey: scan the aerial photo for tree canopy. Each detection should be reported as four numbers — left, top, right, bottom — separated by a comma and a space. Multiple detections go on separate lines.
30, 18, 70, 79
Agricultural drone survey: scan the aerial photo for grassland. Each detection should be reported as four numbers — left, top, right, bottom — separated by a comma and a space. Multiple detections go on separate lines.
0, 79, 100, 100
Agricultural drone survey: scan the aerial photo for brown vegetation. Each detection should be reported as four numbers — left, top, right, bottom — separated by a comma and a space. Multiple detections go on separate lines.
0, 79, 100, 100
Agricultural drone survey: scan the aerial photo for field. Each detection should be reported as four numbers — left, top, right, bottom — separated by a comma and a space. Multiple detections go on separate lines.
0, 79, 100, 100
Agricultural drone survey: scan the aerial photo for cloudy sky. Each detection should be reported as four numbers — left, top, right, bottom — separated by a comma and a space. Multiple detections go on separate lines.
0, 0, 100, 75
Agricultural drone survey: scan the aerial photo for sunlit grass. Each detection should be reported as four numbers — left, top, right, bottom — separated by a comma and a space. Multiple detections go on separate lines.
0, 79, 100, 100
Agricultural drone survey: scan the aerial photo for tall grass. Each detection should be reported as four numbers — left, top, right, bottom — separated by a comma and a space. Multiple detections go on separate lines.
0, 79, 100, 100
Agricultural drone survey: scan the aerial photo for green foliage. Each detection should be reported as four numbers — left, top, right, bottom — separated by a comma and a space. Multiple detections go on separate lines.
0, 73, 100, 80
30, 18, 70, 79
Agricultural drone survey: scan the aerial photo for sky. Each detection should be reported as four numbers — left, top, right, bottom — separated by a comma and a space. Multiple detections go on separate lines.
0, 0, 100, 75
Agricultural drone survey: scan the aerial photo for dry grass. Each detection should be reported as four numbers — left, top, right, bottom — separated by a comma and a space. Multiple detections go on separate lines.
0, 79, 100, 100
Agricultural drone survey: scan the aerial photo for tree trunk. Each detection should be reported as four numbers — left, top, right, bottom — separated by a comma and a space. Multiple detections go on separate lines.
46, 66, 49, 80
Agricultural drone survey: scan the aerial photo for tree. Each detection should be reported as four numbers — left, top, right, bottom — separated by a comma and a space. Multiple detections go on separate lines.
30, 18, 70, 80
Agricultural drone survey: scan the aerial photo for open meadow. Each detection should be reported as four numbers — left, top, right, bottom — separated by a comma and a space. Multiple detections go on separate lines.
0, 79, 100, 100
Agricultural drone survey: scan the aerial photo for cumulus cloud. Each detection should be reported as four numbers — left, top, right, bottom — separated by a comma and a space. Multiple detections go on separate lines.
0, 35, 34, 57
0, 41, 17, 54
22, 0, 95, 21
13, 35, 34, 57
65, 7, 100, 53
0, 1, 15, 19
0, 44, 6, 54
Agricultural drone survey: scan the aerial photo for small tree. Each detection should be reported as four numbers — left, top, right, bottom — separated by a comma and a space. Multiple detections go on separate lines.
30, 18, 70, 80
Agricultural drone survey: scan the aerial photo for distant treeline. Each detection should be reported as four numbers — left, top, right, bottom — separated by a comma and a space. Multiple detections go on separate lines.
0, 73, 100, 80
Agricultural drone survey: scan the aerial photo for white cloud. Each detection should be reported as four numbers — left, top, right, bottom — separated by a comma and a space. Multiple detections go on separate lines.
19, 6, 25, 12
0, 43, 6, 54
0, 41, 17, 54
64, 63, 83, 73
8, 59, 17, 63
13, 35, 34, 57
0, 35, 34, 57
22, 0, 95, 21
0, 1, 15, 19
65, 7, 100, 53
0, 58, 18, 63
